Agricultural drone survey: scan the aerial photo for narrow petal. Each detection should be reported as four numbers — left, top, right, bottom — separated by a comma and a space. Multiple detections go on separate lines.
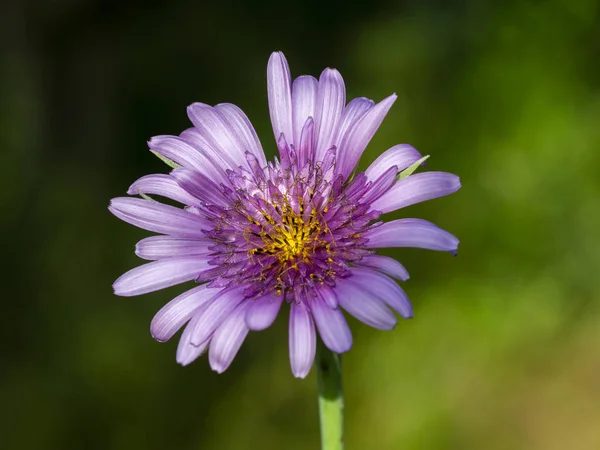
190, 286, 246, 346
333, 97, 374, 150
215, 103, 266, 167
354, 255, 410, 281
186, 103, 249, 170
109, 197, 211, 238
289, 302, 316, 378
311, 292, 353, 353
314, 68, 345, 162
135, 236, 212, 260
365, 218, 459, 253
151, 284, 221, 342
364, 144, 423, 181
298, 117, 315, 168
176, 312, 211, 366
349, 268, 413, 318
310, 289, 352, 353
361, 166, 398, 204
337, 94, 397, 179
334, 277, 397, 330
317, 284, 339, 308
113, 256, 210, 297
171, 168, 228, 206
179, 127, 238, 173
209, 301, 251, 373
148, 135, 227, 184
292, 75, 318, 148
277, 132, 292, 170
127, 174, 198, 205
371, 171, 461, 213
267, 52, 293, 143
245, 294, 284, 331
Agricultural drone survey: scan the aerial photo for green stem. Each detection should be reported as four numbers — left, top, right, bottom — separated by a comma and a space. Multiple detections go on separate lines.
316, 338, 344, 450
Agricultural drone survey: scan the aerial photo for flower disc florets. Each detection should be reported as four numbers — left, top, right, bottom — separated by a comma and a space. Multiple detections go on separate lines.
199, 149, 378, 301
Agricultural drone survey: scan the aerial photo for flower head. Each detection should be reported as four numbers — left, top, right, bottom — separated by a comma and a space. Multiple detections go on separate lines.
110, 52, 461, 377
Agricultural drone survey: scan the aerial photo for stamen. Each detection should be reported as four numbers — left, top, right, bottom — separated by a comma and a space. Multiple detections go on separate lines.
204, 155, 374, 298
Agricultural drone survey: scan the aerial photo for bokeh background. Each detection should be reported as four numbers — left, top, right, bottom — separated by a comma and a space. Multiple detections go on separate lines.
2, 0, 600, 449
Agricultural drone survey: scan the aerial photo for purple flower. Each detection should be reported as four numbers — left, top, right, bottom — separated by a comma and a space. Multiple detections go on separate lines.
110, 52, 460, 378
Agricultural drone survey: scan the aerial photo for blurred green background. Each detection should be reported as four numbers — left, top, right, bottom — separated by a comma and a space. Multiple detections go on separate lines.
2, 0, 600, 449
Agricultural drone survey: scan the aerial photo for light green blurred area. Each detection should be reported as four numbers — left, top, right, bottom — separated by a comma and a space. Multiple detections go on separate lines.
2, 0, 599, 449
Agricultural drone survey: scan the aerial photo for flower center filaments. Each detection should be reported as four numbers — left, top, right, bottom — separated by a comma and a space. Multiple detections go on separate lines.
197, 147, 380, 301
249, 203, 333, 294
256, 209, 322, 263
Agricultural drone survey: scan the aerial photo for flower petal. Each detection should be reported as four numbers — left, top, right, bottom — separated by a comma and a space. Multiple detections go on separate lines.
176, 312, 211, 366
127, 174, 198, 205
289, 302, 316, 378
113, 256, 211, 297
314, 68, 345, 162
267, 52, 293, 144
245, 294, 284, 331
349, 268, 413, 318
292, 75, 318, 148
171, 168, 229, 206
190, 286, 246, 346
298, 117, 315, 168
148, 135, 227, 184
364, 144, 423, 181
151, 284, 221, 342
365, 218, 459, 253
135, 236, 212, 260
215, 103, 266, 167
371, 171, 461, 214
311, 291, 352, 353
334, 97, 374, 152
109, 197, 211, 238
337, 94, 397, 179
186, 103, 250, 170
354, 255, 410, 281
209, 301, 251, 373
178, 128, 238, 174
277, 132, 293, 170
317, 284, 339, 308
361, 166, 398, 204
334, 277, 397, 330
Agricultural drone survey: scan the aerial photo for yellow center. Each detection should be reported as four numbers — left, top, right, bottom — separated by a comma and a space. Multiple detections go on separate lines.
241, 199, 339, 295
271, 222, 312, 261
256, 207, 323, 263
